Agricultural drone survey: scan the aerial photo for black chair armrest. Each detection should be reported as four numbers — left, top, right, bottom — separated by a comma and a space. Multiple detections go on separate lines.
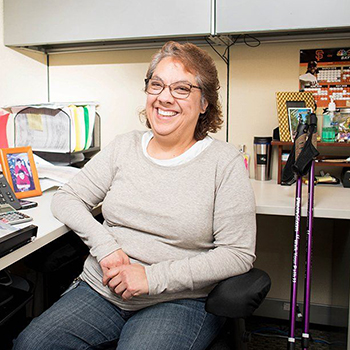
205, 268, 271, 319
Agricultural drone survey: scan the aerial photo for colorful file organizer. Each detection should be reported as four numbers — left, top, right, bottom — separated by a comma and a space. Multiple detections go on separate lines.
3, 103, 100, 164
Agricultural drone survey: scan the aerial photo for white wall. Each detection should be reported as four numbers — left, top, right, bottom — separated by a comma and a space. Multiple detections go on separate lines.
0, 1, 47, 107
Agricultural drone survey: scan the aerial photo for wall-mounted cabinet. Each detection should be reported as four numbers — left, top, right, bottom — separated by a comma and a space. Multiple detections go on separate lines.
4, 0, 350, 54
4, 0, 213, 50
216, 0, 350, 35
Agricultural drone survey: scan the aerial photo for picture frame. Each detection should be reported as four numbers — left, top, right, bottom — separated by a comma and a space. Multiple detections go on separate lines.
276, 92, 315, 142
288, 107, 312, 141
0, 146, 42, 199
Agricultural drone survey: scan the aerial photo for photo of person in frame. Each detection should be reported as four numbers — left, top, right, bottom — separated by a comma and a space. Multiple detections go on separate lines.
6, 153, 35, 192
16, 169, 31, 191
288, 107, 312, 141
299, 61, 319, 90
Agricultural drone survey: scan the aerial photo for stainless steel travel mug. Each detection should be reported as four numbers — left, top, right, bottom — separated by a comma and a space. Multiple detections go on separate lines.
254, 137, 272, 181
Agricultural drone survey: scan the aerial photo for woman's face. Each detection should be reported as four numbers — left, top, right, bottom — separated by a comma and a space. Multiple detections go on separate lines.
146, 57, 207, 144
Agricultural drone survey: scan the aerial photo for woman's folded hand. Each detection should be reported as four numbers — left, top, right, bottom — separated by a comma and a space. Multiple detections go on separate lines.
100, 249, 130, 286
106, 264, 149, 301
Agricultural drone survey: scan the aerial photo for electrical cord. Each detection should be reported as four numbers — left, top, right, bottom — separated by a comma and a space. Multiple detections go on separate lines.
205, 38, 228, 64
205, 32, 261, 143
243, 34, 261, 47
206, 33, 260, 64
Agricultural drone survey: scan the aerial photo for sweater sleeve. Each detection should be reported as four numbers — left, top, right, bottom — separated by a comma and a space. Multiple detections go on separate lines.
144, 155, 256, 295
51, 138, 121, 262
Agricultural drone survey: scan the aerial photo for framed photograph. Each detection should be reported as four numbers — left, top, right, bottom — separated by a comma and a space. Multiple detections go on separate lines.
288, 107, 312, 141
0, 146, 42, 199
276, 92, 315, 142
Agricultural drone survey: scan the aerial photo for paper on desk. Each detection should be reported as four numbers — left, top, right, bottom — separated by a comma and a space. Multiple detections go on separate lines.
0, 221, 19, 238
38, 165, 80, 183
33, 154, 81, 191
33, 154, 55, 168
39, 178, 61, 192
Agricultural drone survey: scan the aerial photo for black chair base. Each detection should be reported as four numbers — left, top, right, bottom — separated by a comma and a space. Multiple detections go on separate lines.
207, 318, 250, 350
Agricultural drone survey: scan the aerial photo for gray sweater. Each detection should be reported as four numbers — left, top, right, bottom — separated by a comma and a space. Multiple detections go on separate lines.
51, 130, 256, 311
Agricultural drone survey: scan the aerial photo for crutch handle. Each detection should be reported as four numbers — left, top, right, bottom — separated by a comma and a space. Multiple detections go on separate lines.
294, 122, 308, 159
309, 113, 318, 150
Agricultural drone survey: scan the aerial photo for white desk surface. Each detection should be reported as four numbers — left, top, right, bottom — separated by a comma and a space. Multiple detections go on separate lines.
0, 188, 68, 270
251, 179, 350, 220
1, 180, 349, 270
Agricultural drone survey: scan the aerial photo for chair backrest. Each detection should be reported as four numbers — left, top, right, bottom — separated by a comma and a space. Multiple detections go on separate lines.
205, 268, 271, 319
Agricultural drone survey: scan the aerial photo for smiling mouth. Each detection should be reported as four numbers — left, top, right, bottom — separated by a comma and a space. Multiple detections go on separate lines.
157, 108, 178, 118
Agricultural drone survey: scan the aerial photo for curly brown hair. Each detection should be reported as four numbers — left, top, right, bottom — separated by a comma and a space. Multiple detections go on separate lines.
141, 41, 223, 140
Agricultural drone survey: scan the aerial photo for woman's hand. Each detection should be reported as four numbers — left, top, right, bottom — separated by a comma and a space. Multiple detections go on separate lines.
106, 264, 149, 301
100, 249, 130, 286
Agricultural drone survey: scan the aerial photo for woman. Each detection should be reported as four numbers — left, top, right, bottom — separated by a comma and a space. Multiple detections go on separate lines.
14, 41, 256, 350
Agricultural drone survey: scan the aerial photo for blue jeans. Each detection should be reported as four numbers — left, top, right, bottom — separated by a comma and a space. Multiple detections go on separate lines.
13, 281, 225, 350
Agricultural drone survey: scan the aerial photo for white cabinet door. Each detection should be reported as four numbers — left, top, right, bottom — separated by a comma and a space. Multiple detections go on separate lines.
4, 0, 212, 46
216, 0, 350, 34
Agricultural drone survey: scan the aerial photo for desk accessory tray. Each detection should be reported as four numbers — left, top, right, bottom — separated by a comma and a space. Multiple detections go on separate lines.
0, 224, 37, 258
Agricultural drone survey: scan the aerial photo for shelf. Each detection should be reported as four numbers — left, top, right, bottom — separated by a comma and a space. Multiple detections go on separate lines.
272, 141, 350, 184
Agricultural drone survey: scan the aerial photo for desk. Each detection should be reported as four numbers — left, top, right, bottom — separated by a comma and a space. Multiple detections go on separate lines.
1, 182, 349, 275
0, 189, 67, 271
0, 182, 349, 344
251, 179, 350, 220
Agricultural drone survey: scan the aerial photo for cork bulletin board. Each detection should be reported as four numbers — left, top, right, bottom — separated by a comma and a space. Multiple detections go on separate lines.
276, 91, 315, 142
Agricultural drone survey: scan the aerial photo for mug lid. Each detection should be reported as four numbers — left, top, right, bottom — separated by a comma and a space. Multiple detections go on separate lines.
254, 136, 272, 144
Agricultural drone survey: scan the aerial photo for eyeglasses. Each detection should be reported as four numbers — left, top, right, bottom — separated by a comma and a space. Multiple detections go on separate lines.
145, 78, 202, 99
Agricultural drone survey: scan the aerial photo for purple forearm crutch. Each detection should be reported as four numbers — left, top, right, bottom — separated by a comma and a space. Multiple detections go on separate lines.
302, 114, 318, 350
302, 159, 315, 350
287, 121, 309, 350
288, 175, 303, 350
287, 113, 318, 350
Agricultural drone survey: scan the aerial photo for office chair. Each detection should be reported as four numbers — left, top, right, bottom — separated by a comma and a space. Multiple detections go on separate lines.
205, 268, 271, 350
